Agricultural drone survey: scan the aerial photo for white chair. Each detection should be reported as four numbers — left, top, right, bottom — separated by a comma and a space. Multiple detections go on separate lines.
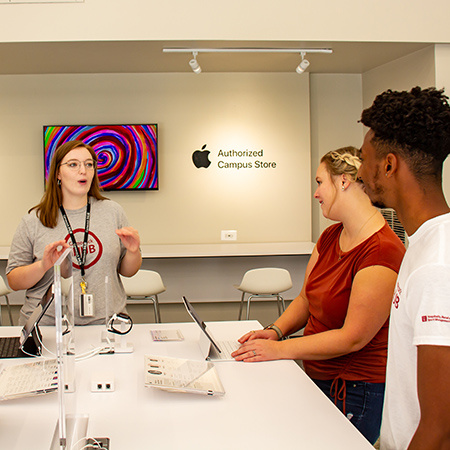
121, 270, 165, 323
0, 275, 14, 326
235, 268, 293, 320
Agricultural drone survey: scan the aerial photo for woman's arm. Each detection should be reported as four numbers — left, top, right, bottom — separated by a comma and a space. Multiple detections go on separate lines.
7, 240, 69, 291
234, 264, 397, 362
117, 227, 142, 277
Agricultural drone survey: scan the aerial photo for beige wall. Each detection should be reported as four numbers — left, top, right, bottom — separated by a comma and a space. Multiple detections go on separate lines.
0, 72, 311, 246
362, 45, 450, 203
308, 46, 448, 242
310, 73, 364, 240
1, 0, 450, 43
362, 46, 436, 109
435, 44, 450, 201
1, 49, 448, 248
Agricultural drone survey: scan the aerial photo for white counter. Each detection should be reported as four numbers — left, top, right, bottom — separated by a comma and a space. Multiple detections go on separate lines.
1, 242, 314, 260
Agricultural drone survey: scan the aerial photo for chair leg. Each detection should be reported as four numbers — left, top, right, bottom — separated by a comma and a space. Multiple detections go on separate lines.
276, 295, 286, 316
240, 293, 286, 321
153, 295, 161, 323
238, 292, 246, 320
246, 295, 256, 320
5, 295, 13, 326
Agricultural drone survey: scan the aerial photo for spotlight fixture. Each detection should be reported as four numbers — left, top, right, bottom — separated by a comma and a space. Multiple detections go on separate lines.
163, 47, 332, 74
296, 52, 310, 74
189, 51, 202, 74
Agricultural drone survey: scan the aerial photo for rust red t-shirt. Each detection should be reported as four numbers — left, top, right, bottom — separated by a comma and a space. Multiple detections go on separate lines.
303, 222, 405, 383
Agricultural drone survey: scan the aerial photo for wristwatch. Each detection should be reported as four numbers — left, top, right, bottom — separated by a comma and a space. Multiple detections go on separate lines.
107, 312, 133, 335
264, 323, 283, 340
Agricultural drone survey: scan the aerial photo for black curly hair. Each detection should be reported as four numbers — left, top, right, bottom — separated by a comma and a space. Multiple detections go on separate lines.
360, 86, 450, 183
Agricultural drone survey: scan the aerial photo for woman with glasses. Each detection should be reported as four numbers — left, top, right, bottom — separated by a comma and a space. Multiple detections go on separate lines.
6, 140, 142, 326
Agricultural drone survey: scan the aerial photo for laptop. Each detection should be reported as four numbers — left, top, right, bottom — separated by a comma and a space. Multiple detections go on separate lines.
182, 296, 240, 361
0, 284, 54, 359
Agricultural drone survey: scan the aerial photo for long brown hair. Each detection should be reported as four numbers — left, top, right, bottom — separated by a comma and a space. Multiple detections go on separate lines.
30, 140, 108, 228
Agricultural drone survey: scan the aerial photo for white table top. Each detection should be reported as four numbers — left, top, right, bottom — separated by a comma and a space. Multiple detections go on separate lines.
0, 321, 372, 450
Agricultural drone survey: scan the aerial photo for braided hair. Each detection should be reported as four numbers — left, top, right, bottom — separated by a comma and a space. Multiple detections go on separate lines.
321, 146, 361, 183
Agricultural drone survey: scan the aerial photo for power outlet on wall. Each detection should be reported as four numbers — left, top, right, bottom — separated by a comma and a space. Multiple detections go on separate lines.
221, 230, 237, 241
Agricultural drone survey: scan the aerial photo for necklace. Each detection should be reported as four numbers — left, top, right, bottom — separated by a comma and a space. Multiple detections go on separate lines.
338, 210, 378, 260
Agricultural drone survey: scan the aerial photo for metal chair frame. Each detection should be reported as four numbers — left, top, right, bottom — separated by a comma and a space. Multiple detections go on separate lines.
238, 292, 286, 321
126, 294, 161, 324
121, 270, 165, 323
235, 268, 292, 321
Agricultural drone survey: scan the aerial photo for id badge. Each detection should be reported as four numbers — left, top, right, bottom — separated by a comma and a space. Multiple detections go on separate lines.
80, 293, 94, 317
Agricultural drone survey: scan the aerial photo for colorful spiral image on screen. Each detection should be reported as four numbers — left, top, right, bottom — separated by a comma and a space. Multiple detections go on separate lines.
43, 124, 158, 190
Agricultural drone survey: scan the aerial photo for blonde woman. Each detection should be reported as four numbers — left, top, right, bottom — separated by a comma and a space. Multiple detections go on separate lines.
232, 146, 405, 444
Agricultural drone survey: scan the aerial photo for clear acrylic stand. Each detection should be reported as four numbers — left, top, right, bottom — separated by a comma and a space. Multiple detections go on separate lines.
50, 248, 88, 450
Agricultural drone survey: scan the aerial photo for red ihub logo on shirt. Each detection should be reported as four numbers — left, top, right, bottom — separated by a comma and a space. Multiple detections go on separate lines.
65, 229, 103, 269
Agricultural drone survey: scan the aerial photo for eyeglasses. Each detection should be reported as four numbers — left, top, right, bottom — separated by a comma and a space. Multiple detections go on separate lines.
60, 159, 96, 171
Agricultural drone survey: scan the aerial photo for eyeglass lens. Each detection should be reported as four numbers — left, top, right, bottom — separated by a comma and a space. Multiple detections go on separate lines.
62, 160, 96, 170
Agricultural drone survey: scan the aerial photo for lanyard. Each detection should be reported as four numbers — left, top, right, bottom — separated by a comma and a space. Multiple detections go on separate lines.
59, 200, 91, 278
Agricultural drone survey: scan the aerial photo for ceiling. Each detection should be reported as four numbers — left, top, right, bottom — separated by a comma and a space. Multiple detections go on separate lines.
0, 40, 431, 75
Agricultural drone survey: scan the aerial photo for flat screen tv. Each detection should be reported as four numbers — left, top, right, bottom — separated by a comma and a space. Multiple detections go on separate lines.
43, 124, 158, 191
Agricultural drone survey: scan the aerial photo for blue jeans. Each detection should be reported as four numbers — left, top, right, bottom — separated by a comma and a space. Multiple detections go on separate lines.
312, 378, 385, 445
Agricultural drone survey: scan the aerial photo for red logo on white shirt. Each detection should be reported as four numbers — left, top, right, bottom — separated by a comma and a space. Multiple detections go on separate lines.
422, 315, 450, 323
393, 282, 402, 309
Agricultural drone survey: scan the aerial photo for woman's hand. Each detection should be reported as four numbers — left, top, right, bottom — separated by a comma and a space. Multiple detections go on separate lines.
8, 240, 70, 291
238, 329, 279, 344
231, 338, 283, 362
116, 227, 140, 253
117, 227, 142, 277
41, 240, 70, 272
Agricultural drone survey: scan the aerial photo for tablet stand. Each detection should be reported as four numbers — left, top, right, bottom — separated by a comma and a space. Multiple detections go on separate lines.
110, 325, 134, 354
104, 276, 134, 354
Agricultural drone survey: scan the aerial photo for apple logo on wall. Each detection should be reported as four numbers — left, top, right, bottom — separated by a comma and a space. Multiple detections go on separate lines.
192, 144, 211, 168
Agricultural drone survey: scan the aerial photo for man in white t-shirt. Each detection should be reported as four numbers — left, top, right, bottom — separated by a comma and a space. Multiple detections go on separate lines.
358, 86, 450, 449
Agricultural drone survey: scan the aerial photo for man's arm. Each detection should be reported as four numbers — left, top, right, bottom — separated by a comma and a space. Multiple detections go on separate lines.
408, 345, 450, 449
